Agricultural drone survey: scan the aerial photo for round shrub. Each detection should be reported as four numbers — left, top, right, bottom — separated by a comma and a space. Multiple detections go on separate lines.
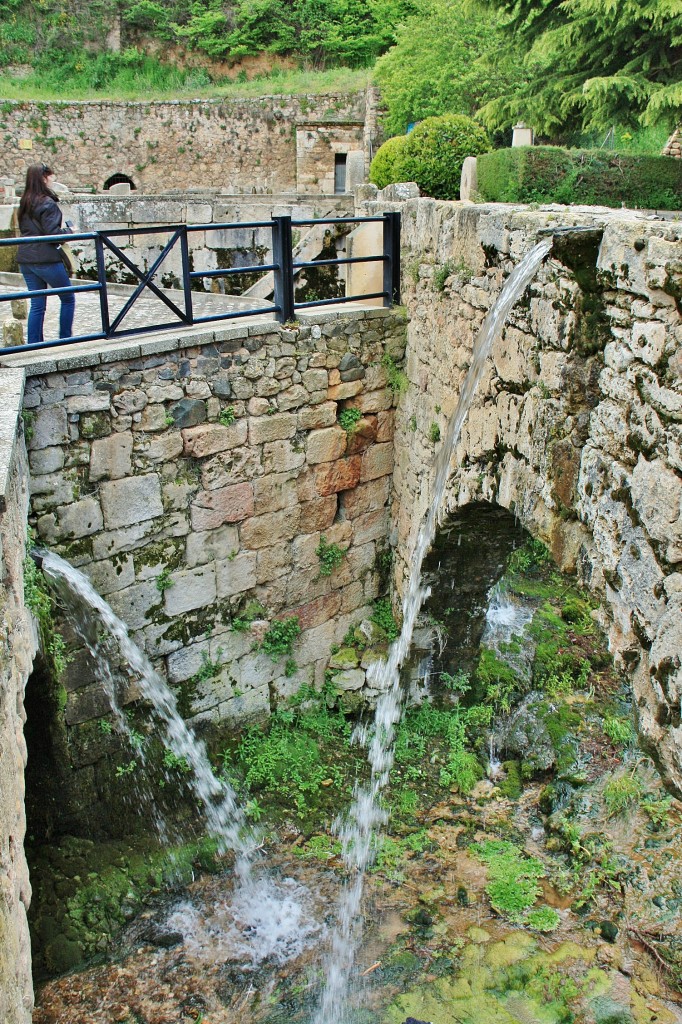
399, 113, 490, 200
369, 134, 410, 189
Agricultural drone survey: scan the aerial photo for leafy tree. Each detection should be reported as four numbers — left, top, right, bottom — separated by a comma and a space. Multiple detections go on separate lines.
374, 0, 526, 137
479, 0, 682, 133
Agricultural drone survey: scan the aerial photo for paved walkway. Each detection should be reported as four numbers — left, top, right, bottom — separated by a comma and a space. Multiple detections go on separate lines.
0, 275, 273, 347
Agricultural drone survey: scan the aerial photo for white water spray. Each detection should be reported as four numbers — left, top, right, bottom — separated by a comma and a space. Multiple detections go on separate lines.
314, 238, 553, 1024
38, 550, 257, 881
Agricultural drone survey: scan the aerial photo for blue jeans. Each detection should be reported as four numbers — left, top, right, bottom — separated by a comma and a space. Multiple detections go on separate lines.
20, 262, 75, 346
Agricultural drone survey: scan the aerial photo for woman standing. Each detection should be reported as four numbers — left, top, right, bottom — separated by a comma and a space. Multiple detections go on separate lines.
17, 164, 75, 345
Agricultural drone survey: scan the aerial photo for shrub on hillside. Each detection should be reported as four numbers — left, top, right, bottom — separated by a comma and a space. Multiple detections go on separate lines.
399, 114, 490, 199
477, 146, 682, 209
369, 134, 410, 189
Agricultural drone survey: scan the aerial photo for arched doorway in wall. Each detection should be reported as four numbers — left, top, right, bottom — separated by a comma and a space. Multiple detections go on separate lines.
103, 173, 137, 191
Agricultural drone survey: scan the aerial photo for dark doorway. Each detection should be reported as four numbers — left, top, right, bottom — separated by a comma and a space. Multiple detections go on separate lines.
103, 173, 136, 191
334, 154, 347, 194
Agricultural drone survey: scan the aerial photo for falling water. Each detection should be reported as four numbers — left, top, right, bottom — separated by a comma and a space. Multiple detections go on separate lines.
314, 238, 553, 1024
38, 550, 257, 880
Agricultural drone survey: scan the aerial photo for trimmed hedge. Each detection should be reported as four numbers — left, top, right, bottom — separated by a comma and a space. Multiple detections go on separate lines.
400, 114, 490, 200
477, 146, 682, 210
369, 134, 410, 189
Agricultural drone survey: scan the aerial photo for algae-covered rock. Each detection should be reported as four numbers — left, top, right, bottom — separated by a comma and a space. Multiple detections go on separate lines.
329, 647, 360, 670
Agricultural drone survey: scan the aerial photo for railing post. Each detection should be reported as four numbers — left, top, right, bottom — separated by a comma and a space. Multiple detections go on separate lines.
271, 215, 295, 323
94, 233, 111, 338
382, 211, 401, 307
179, 226, 194, 325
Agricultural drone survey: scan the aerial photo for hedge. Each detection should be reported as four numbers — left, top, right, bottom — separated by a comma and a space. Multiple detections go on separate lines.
476, 146, 682, 210
399, 114, 490, 200
369, 134, 410, 190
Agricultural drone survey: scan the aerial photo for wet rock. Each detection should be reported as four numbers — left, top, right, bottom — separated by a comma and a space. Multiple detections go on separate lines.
497, 692, 556, 774
599, 920, 618, 943
145, 924, 184, 948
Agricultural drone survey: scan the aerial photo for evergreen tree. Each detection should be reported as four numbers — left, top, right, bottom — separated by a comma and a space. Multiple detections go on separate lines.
479, 0, 682, 132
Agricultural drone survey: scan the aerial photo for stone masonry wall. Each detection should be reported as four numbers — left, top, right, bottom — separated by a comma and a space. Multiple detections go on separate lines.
17, 310, 404, 796
0, 368, 35, 1024
0, 92, 372, 194
361, 195, 682, 795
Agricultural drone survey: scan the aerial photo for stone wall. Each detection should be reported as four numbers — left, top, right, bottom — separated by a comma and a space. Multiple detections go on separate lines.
16, 309, 404, 801
360, 194, 682, 794
0, 368, 35, 1024
0, 92, 376, 194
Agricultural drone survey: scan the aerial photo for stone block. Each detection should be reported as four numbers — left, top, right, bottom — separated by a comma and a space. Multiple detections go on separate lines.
89, 432, 133, 481
294, 591, 342, 631
240, 506, 302, 549
341, 477, 390, 518
353, 508, 390, 546
346, 417, 378, 455
262, 439, 306, 474
167, 638, 212, 683
112, 389, 147, 414
630, 321, 666, 367
135, 404, 168, 433
84, 554, 135, 596
29, 446, 65, 476
144, 431, 184, 464
278, 384, 308, 411
315, 455, 361, 496
253, 473, 297, 514
328, 380, 363, 401
306, 426, 347, 465
164, 563, 217, 615
248, 413, 297, 445
360, 443, 394, 482
190, 482, 254, 531
376, 410, 394, 443
235, 651, 278, 690
355, 388, 393, 414
182, 420, 248, 458
101, 474, 163, 530
29, 406, 68, 450
37, 496, 103, 543
186, 523, 239, 567
216, 552, 257, 597
92, 512, 188, 560
302, 369, 328, 392
66, 392, 111, 414
256, 542, 292, 583
331, 668, 365, 691
298, 401, 337, 430
169, 398, 206, 428
300, 495, 338, 532
200, 447, 263, 490
109, 579, 162, 631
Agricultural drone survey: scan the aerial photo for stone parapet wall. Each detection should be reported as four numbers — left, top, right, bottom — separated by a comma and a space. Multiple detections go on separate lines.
0, 368, 34, 1024
362, 195, 682, 794
17, 310, 404, 775
0, 92, 373, 194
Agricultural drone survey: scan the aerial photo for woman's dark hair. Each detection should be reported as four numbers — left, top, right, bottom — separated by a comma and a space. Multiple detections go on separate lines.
19, 164, 58, 220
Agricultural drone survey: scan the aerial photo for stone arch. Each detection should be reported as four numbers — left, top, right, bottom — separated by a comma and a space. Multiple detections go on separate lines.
102, 173, 136, 191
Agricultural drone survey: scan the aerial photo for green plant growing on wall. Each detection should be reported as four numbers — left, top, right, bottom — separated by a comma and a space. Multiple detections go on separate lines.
428, 422, 441, 443
371, 598, 400, 641
232, 599, 266, 632
155, 566, 173, 593
219, 405, 236, 426
259, 617, 301, 659
603, 715, 635, 747
382, 352, 409, 395
315, 535, 347, 577
471, 839, 545, 921
338, 407, 362, 433
603, 774, 642, 816
433, 261, 454, 292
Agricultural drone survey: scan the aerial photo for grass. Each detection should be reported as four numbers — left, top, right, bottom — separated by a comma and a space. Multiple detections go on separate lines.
0, 55, 370, 102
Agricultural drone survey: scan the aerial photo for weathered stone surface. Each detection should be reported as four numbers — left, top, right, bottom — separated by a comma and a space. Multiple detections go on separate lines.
182, 420, 248, 458
215, 552, 257, 597
29, 406, 68, 450
101, 474, 163, 530
248, 413, 297, 444
36, 496, 103, 542
306, 426, 347, 465
190, 482, 254, 531
253, 473, 297, 515
169, 398, 206, 428
332, 667, 366, 690
185, 523, 239, 568
164, 564, 217, 615
298, 401, 337, 430
315, 455, 361, 496
360, 443, 394, 482
240, 507, 302, 549
89, 432, 133, 481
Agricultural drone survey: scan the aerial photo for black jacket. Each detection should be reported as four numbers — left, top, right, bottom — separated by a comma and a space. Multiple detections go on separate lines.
18, 197, 68, 265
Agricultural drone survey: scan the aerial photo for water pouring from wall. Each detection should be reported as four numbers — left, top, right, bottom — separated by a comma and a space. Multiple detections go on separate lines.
314, 237, 553, 1024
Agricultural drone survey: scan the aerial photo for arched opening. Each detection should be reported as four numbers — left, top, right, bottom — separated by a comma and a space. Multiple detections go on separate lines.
102, 173, 137, 191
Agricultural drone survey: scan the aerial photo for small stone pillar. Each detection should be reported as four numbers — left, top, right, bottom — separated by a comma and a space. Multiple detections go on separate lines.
11, 299, 27, 320
512, 123, 534, 147
460, 156, 478, 201
345, 151, 366, 193
108, 182, 132, 196
3, 320, 25, 347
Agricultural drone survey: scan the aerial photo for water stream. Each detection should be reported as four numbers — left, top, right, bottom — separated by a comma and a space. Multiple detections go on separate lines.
38, 550, 257, 882
314, 238, 553, 1023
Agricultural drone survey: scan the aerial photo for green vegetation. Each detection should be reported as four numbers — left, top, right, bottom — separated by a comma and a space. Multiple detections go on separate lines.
231, 599, 266, 632
376, 114, 490, 199
337, 406, 362, 433
218, 405, 236, 427
315, 535, 347, 577
525, 906, 561, 932
155, 566, 173, 593
428, 422, 441, 443
382, 352, 409, 395
369, 134, 410, 188
477, 146, 682, 209
259, 616, 302, 659
471, 839, 545, 921
603, 774, 642, 816
23, 542, 71, 682
371, 597, 400, 641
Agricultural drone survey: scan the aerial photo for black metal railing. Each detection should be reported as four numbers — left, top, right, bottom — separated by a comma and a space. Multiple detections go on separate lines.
0, 212, 400, 355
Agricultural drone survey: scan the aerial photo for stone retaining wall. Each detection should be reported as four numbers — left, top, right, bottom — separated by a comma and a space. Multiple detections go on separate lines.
0, 368, 34, 1024
0, 92, 374, 194
361, 193, 682, 794
18, 309, 404, 787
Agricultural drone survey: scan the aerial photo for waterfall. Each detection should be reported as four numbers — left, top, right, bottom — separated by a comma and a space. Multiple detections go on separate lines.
314, 238, 553, 1024
37, 550, 257, 882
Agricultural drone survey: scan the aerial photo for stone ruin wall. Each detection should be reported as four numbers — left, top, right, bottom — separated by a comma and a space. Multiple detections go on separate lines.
363, 195, 682, 795
15, 309, 405, 821
0, 92, 372, 194
0, 368, 35, 1024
